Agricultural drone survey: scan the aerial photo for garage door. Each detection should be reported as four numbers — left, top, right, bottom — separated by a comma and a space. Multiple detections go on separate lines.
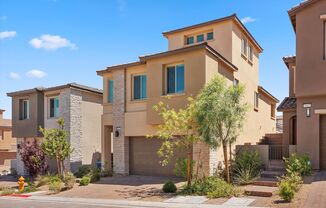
129, 137, 187, 176
320, 116, 326, 169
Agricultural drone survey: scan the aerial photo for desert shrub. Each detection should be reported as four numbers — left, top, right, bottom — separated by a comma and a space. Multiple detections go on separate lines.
36, 174, 51, 187
19, 140, 48, 178
278, 180, 295, 202
233, 150, 262, 185
162, 181, 177, 193
174, 158, 194, 179
80, 176, 90, 186
48, 181, 64, 193
278, 172, 303, 192
63, 172, 76, 189
89, 168, 101, 183
1, 187, 15, 195
284, 153, 312, 176
180, 177, 239, 198
23, 181, 37, 193
74, 165, 92, 178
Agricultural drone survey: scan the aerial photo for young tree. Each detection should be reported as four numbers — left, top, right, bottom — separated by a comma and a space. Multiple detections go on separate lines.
150, 97, 199, 186
40, 118, 73, 178
195, 75, 248, 183
19, 139, 48, 178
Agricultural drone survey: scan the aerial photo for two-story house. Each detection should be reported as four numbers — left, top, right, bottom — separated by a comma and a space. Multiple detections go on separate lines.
7, 83, 103, 175
0, 109, 16, 174
97, 14, 279, 176
278, 0, 326, 169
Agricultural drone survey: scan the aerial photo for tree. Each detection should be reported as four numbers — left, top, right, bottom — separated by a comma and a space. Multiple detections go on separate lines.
19, 139, 47, 178
40, 118, 73, 178
195, 75, 248, 183
150, 97, 199, 186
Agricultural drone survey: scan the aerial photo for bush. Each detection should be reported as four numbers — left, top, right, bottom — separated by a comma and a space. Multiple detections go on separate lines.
284, 153, 312, 176
63, 172, 76, 189
174, 158, 194, 179
89, 168, 101, 183
22, 180, 38, 193
180, 177, 239, 198
233, 150, 262, 185
162, 181, 177, 193
278, 172, 303, 192
80, 176, 90, 186
279, 180, 295, 202
36, 174, 51, 187
1, 187, 15, 195
49, 181, 64, 193
74, 165, 92, 178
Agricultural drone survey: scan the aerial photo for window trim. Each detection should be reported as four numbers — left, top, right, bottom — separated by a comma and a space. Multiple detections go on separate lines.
241, 37, 248, 57
207, 32, 214, 41
184, 30, 214, 46
21, 99, 30, 120
196, 34, 204, 42
132, 74, 147, 101
186, 36, 194, 45
271, 103, 276, 120
164, 63, 185, 95
248, 44, 253, 63
254, 91, 259, 111
48, 96, 59, 119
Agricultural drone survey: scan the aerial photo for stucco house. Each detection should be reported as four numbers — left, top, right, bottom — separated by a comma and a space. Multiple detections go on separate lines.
278, 0, 326, 169
7, 83, 103, 175
0, 109, 16, 174
97, 14, 279, 177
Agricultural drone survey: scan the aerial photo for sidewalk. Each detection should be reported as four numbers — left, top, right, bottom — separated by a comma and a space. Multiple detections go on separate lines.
1, 195, 264, 208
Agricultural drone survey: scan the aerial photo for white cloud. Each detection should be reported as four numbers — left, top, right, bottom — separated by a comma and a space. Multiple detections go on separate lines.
241, 17, 256, 24
9, 72, 21, 80
29, 34, 77, 51
26, 70, 47, 78
0, 31, 17, 40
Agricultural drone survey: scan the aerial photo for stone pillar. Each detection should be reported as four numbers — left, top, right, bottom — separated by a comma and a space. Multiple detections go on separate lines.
16, 138, 26, 176
101, 125, 112, 171
112, 69, 129, 175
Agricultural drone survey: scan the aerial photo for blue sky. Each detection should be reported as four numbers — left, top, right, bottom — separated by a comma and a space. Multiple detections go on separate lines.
0, 0, 301, 118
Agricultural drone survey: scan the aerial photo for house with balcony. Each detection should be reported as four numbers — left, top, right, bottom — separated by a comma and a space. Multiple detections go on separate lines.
278, 0, 326, 169
97, 14, 279, 177
0, 109, 16, 174
7, 83, 103, 175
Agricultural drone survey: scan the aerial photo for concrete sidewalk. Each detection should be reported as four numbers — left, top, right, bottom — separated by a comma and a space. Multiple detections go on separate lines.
1, 195, 264, 208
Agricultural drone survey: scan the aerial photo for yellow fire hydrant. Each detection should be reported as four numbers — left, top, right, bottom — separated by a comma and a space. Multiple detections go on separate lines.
18, 176, 25, 192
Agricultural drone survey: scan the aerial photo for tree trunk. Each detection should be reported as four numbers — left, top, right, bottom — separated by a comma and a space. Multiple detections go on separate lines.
56, 155, 61, 177
229, 142, 232, 183
222, 142, 230, 183
187, 149, 192, 186
61, 160, 65, 178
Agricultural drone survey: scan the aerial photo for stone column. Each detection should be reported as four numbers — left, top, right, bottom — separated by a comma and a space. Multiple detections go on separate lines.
112, 69, 129, 175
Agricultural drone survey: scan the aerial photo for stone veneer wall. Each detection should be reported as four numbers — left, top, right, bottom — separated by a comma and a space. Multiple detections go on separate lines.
112, 69, 129, 175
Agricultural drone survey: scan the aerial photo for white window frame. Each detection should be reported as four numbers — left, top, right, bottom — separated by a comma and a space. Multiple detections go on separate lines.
48, 96, 59, 119
241, 38, 248, 57
21, 99, 30, 120
132, 74, 147, 101
248, 45, 253, 62
165, 63, 185, 95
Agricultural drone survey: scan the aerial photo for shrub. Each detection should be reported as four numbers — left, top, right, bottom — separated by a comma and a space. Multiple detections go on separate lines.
162, 181, 177, 193
63, 172, 76, 189
233, 150, 262, 185
180, 177, 239, 198
1, 187, 15, 195
74, 165, 92, 178
36, 174, 51, 187
23, 181, 38, 193
279, 180, 295, 202
174, 158, 194, 179
80, 176, 90, 186
89, 168, 101, 183
284, 153, 312, 176
48, 181, 64, 193
278, 172, 303, 192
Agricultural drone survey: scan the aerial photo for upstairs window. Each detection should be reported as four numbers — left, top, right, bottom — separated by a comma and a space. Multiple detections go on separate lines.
196, 34, 204, 42
186, 36, 194, 45
49, 97, 59, 118
248, 45, 253, 62
207, 32, 214, 40
233, 79, 239, 86
166, 64, 184, 94
20, 99, 29, 120
254, 91, 259, 109
271, 104, 276, 119
241, 38, 248, 56
108, 79, 114, 103
133, 75, 147, 100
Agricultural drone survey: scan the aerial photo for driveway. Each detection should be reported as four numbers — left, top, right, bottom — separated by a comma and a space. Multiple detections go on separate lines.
55, 175, 185, 201
303, 171, 326, 208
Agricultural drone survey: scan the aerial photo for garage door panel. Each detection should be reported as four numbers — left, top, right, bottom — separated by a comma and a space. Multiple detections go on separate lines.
129, 137, 187, 176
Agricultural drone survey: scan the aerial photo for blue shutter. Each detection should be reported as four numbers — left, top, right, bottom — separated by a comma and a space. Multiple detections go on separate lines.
176, 64, 184, 93
108, 80, 114, 103
54, 97, 59, 117
141, 75, 147, 99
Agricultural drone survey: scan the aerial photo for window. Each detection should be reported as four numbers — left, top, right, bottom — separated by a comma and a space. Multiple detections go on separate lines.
207, 32, 214, 40
196, 34, 204, 42
20, 99, 29, 120
248, 45, 253, 62
241, 38, 247, 56
233, 79, 239, 86
166, 64, 184, 94
49, 97, 59, 118
254, 92, 259, 109
271, 104, 276, 119
108, 79, 114, 103
186, 36, 194, 45
133, 75, 147, 100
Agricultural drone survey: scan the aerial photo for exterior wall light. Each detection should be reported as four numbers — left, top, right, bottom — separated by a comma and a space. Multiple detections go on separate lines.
115, 126, 121, 138
303, 103, 312, 117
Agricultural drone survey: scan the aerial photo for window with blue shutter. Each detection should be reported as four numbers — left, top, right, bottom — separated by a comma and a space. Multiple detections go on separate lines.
108, 79, 114, 103
166, 64, 184, 94
133, 75, 147, 100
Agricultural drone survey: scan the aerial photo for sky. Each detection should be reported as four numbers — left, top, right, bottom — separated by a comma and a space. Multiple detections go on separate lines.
0, 0, 301, 119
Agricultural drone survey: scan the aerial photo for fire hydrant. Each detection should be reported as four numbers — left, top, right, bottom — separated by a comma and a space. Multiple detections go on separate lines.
18, 176, 25, 192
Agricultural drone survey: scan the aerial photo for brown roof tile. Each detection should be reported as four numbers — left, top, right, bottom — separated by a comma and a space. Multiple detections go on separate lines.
277, 97, 297, 111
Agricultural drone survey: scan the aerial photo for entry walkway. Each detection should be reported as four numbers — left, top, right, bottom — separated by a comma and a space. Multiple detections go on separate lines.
304, 171, 326, 208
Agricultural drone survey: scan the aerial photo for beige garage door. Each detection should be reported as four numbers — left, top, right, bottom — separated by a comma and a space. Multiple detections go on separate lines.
320, 116, 326, 169
129, 137, 187, 176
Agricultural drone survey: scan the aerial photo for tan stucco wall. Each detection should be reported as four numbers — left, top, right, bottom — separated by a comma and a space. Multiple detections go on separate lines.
0, 130, 16, 152
282, 110, 297, 146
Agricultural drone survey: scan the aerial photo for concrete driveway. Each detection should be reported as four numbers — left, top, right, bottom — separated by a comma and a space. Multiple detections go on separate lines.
56, 175, 185, 201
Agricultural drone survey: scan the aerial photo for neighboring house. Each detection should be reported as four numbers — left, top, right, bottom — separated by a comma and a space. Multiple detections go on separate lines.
7, 83, 103, 175
97, 14, 279, 177
0, 109, 16, 174
278, 0, 326, 169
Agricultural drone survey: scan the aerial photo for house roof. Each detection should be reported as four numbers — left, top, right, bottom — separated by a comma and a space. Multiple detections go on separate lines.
97, 42, 238, 75
7, 83, 102, 97
0, 118, 12, 128
162, 13, 263, 53
258, 86, 279, 103
277, 97, 297, 111
283, 55, 296, 69
288, 0, 321, 30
